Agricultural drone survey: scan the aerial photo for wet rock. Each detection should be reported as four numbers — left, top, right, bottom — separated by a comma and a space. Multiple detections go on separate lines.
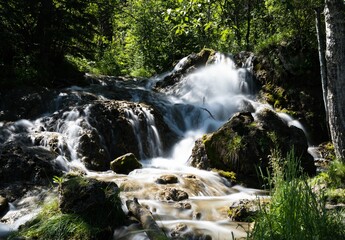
0, 195, 9, 216
189, 138, 211, 170
0, 142, 62, 200
79, 129, 109, 171
190, 109, 315, 188
85, 100, 178, 165
156, 174, 179, 184
228, 199, 262, 222
110, 153, 142, 174
0, 87, 53, 121
155, 49, 216, 90
170, 223, 188, 238
157, 187, 189, 202
253, 42, 328, 144
193, 212, 202, 220
59, 175, 125, 228
174, 202, 192, 210
170, 223, 213, 240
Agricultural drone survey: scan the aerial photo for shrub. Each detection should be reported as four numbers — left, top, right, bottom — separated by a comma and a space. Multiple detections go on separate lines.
250, 150, 345, 240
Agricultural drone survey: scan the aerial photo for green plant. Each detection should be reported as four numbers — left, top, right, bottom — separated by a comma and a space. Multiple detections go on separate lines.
11, 198, 101, 240
328, 160, 345, 188
52, 176, 64, 186
250, 150, 345, 240
326, 188, 345, 204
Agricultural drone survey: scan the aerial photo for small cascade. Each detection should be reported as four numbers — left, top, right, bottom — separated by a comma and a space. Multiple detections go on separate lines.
124, 104, 162, 159
162, 53, 255, 134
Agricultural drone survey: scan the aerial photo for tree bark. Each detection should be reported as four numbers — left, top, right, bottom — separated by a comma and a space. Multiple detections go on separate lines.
314, 7, 329, 134
126, 198, 168, 240
324, 0, 345, 161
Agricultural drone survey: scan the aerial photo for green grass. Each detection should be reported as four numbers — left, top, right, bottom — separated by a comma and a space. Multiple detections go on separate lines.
250, 150, 345, 240
10, 198, 102, 240
328, 160, 345, 188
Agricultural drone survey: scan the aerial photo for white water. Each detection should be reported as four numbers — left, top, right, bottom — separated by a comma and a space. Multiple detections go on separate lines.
106, 53, 265, 239
0, 53, 284, 239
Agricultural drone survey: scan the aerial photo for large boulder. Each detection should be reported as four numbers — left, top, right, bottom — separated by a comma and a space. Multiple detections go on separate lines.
34, 99, 178, 171
0, 142, 62, 201
110, 153, 142, 174
59, 175, 125, 229
85, 100, 177, 170
189, 109, 316, 188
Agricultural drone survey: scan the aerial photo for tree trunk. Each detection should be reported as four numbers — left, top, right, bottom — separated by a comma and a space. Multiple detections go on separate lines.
314, 7, 329, 134
324, 0, 345, 161
126, 198, 168, 240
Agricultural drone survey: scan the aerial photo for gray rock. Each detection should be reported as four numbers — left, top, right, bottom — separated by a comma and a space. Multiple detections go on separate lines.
190, 109, 315, 188
110, 153, 142, 174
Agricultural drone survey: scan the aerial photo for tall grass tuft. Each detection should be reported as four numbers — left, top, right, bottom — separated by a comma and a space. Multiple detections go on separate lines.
250, 150, 345, 240
10, 198, 102, 240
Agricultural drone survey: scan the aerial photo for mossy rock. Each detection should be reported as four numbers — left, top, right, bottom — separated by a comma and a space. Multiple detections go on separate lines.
59, 175, 125, 229
228, 199, 262, 222
190, 109, 315, 188
110, 153, 142, 174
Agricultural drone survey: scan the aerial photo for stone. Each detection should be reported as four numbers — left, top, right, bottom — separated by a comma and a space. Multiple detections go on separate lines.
59, 175, 125, 228
157, 187, 189, 202
0, 195, 9, 216
155, 174, 179, 184
110, 153, 142, 174
189, 109, 316, 188
228, 199, 261, 222
0, 142, 62, 201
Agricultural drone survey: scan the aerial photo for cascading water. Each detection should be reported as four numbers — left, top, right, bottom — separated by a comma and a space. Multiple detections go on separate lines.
124, 105, 162, 159
0, 52, 305, 239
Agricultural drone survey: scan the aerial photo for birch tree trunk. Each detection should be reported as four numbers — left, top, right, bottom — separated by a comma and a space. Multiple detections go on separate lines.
324, 0, 345, 162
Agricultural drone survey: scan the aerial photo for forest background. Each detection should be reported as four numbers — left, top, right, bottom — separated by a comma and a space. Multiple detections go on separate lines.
0, 0, 324, 87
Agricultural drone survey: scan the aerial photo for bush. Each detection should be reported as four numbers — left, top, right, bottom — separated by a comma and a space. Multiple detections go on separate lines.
250, 150, 345, 240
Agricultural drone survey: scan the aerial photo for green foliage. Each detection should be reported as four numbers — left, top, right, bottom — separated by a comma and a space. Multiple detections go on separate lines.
12, 198, 101, 240
0, 0, 324, 81
0, 0, 97, 86
251, 150, 345, 240
65, 55, 100, 75
328, 160, 345, 188
52, 175, 64, 186
326, 188, 345, 204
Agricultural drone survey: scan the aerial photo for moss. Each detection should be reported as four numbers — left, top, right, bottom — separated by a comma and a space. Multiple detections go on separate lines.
214, 169, 237, 182
280, 108, 298, 117
227, 135, 243, 161
201, 133, 211, 144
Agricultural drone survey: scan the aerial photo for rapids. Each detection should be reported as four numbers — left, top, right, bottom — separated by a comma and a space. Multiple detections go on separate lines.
0, 52, 295, 239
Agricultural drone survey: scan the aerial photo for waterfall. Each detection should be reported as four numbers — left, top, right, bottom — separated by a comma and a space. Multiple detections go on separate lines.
0, 51, 308, 239
124, 104, 162, 159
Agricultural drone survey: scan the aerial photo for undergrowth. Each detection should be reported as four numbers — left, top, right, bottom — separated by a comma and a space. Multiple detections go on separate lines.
250, 150, 345, 240
9, 198, 102, 240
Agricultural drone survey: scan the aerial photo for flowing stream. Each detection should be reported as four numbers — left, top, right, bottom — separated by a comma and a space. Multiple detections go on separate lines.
0, 53, 303, 239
